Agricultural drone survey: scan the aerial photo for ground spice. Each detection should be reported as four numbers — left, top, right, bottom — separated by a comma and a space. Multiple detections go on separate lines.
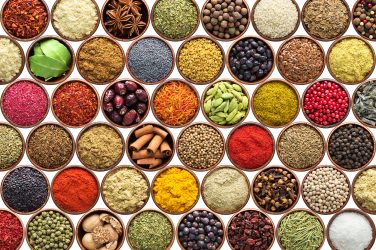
253, 81, 299, 127
2, 80, 49, 127
354, 80, 376, 126
228, 124, 273, 170
0, 210, 23, 249
0, 37, 23, 83
328, 38, 374, 83
102, 167, 149, 214
27, 124, 73, 170
77, 37, 124, 84
52, 81, 98, 127
52, 167, 99, 213
0, 124, 23, 170
77, 124, 124, 170
354, 167, 376, 212
203, 167, 249, 214
278, 123, 324, 170
153, 167, 199, 213
2, 0, 48, 39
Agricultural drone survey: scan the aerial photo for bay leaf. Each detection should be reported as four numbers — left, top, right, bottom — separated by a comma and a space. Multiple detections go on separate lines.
33, 43, 44, 56
40, 39, 71, 65
29, 55, 68, 81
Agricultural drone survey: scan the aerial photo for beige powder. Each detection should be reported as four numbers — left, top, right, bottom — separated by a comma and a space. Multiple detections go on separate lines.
0, 38, 22, 83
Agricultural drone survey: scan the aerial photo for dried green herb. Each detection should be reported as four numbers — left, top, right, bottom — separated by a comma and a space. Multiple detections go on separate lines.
354, 80, 376, 126
0, 124, 23, 169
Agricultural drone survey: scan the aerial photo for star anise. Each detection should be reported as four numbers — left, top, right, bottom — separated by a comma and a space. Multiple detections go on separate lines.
105, 6, 133, 35
120, 0, 142, 16
126, 15, 146, 38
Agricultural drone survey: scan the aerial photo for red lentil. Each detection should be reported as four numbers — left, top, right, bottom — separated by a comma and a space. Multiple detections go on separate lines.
0, 210, 23, 249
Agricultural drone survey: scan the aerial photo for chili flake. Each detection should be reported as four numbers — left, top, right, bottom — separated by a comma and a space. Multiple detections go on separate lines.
0, 210, 23, 249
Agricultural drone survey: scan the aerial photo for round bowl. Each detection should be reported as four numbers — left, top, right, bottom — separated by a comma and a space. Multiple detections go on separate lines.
0, 209, 24, 250
0, 35, 25, 85
0, 122, 25, 172
352, 165, 376, 215
351, 0, 376, 42
352, 78, 376, 128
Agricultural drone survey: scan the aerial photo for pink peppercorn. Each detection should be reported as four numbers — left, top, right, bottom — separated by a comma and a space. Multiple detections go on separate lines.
2, 80, 49, 127
303, 80, 349, 126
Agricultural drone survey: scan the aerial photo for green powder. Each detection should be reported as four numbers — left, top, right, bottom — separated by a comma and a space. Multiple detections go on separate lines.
0, 124, 23, 169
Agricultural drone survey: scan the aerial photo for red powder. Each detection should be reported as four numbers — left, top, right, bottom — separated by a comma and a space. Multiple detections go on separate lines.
0, 210, 23, 249
228, 124, 274, 169
2, 81, 48, 126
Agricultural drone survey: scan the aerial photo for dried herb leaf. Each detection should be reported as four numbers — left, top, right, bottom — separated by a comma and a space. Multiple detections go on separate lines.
40, 39, 71, 65
29, 55, 69, 81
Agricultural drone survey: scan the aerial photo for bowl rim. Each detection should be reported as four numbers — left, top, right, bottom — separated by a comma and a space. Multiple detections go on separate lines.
351, 0, 376, 42
352, 78, 376, 128
0, 35, 25, 85
0, 122, 25, 172
352, 165, 376, 215
0, 209, 25, 250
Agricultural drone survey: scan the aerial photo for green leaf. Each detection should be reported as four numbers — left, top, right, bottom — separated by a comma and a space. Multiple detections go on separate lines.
29, 55, 69, 81
40, 39, 71, 65
33, 43, 43, 56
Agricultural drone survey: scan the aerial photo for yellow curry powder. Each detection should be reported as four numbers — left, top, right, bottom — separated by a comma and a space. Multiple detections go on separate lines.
153, 167, 199, 213
329, 38, 374, 83
354, 168, 376, 212
253, 81, 299, 127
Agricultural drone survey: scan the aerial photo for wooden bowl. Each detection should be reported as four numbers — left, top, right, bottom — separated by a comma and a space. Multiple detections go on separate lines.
326, 208, 376, 250
126, 122, 175, 172
76, 122, 125, 172
301, 0, 350, 42
0, 35, 25, 85
151, 0, 200, 41
327, 122, 375, 172
251, 166, 300, 215
76, 209, 125, 250
1, 0, 50, 42
201, 79, 250, 128
276, 36, 325, 85
51, 0, 100, 41
226, 122, 275, 172
101, 165, 150, 215
352, 0, 376, 42
301, 165, 351, 215
301, 79, 351, 128
51, 79, 100, 128
176, 35, 225, 85
0, 122, 25, 172
1, 79, 50, 128
0, 209, 24, 250
51, 165, 100, 215
276, 209, 325, 250
276, 122, 326, 172
1, 166, 50, 215
126, 209, 175, 250
26, 122, 75, 172
352, 165, 376, 214
176, 122, 225, 172
201, 166, 251, 215
76, 35, 125, 85
151, 165, 200, 215
326, 35, 375, 85
352, 78, 376, 128
251, 79, 300, 128
226, 209, 275, 250
251, 0, 300, 42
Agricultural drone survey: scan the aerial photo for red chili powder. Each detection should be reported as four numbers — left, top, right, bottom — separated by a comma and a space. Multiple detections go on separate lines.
228, 124, 274, 169
2, 81, 48, 127
0, 210, 23, 249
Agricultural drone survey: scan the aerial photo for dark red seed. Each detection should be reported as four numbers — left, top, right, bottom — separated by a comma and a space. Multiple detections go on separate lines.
135, 89, 148, 102
125, 93, 137, 107
119, 106, 128, 116
114, 82, 126, 95
104, 102, 114, 113
122, 109, 137, 126
136, 103, 147, 115
124, 80, 138, 92
114, 95, 124, 109
110, 111, 122, 124
104, 89, 115, 103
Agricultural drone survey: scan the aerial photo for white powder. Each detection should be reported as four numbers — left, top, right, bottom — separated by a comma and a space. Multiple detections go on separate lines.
53, 0, 98, 40
254, 0, 298, 39
329, 212, 373, 250
0, 38, 22, 82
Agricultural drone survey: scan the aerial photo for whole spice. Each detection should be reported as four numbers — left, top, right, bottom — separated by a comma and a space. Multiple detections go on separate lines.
303, 80, 349, 126
28, 210, 74, 250
328, 124, 374, 170
228, 124, 274, 170
278, 123, 324, 170
203, 81, 248, 126
253, 81, 299, 127
2, 166, 49, 213
153, 167, 199, 213
353, 80, 376, 126
52, 0, 99, 40
227, 210, 274, 250
0, 124, 23, 170
178, 124, 224, 170
303, 0, 349, 40
102, 167, 149, 214
77, 37, 124, 84
153, 0, 198, 40
228, 37, 273, 83
354, 167, 376, 212
2, 80, 49, 127
353, 0, 376, 40
253, 0, 298, 39
303, 166, 350, 213
278, 211, 324, 250
253, 167, 299, 213
203, 167, 249, 214
77, 124, 124, 170
2, 0, 48, 40
53, 81, 99, 127
0, 37, 23, 83
278, 37, 324, 84
128, 211, 173, 250
52, 167, 99, 213
178, 37, 224, 83
328, 37, 374, 83
178, 210, 224, 249
0, 210, 23, 249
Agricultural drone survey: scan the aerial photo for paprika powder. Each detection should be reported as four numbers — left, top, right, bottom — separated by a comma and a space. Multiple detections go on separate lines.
0, 210, 23, 249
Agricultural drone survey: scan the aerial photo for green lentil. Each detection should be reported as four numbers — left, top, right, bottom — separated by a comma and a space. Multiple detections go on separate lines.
0, 124, 23, 170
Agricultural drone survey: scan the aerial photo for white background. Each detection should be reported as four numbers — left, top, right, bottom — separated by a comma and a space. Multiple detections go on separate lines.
0, 0, 373, 249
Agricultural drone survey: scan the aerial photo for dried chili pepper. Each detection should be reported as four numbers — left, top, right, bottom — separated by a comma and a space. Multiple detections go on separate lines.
0, 210, 23, 249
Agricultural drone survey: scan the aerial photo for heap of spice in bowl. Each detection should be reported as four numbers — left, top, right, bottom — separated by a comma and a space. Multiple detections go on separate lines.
353, 166, 376, 213
353, 0, 376, 40
0, 210, 23, 250
0, 123, 24, 171
0, 36, 24, 84
353, 79, 376, 127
